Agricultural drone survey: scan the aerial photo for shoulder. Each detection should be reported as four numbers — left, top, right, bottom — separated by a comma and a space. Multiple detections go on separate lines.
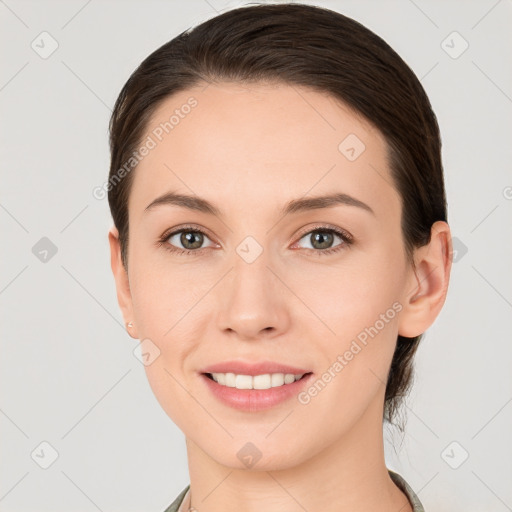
388, 470, 425, 512
163, 475, 424, 512
161, 485, 190, 512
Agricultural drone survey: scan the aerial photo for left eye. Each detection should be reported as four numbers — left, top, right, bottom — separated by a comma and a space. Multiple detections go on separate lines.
294, 228, 349, 252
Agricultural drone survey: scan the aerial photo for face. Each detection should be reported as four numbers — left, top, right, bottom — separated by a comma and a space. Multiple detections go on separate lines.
111, 82, 422, 470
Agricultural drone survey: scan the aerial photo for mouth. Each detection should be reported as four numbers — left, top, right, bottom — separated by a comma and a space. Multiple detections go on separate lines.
203, 371, 313, 390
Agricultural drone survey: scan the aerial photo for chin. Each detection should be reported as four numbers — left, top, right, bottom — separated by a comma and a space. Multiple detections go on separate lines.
197, 436, 313, 472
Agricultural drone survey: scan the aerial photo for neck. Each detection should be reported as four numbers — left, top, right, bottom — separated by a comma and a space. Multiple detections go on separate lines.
184, 395, 412, 512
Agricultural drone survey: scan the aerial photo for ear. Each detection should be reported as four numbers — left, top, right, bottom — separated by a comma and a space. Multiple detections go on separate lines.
397, 221, 453, 338
108, 225, 138, 339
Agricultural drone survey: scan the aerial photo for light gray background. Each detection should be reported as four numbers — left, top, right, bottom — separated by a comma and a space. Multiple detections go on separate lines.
1, 0, 511, 510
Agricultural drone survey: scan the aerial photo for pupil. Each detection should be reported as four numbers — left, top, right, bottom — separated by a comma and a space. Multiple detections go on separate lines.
181, 231, 203, 249
313, 231, 333, 249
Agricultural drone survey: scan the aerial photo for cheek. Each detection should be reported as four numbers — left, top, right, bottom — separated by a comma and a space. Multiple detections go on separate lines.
291, 254, 402, 394
294, 311, 398, 444
143, 359, 204, 435
128, 245, 206, 337
292, 250, 402, 338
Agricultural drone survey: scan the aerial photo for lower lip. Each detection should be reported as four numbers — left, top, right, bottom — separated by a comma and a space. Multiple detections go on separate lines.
200, 373, 314, 411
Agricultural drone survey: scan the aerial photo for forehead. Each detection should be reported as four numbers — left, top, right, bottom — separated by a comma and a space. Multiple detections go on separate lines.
129, 82, 398, 221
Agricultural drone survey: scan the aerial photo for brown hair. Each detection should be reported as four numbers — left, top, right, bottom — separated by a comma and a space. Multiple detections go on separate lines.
107, 3, 447, 427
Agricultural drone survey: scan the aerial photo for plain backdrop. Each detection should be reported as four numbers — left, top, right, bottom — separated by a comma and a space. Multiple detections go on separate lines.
1, 1, 511, 511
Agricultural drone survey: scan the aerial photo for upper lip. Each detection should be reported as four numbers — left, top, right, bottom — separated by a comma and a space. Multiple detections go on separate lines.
200, 360, 311, 376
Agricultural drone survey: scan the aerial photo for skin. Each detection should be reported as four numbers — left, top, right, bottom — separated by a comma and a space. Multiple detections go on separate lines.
109, 82, 452, 512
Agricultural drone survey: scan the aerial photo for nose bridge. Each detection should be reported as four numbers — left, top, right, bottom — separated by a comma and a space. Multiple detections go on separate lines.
232, 236, 271, 292
216, 234, 289, 339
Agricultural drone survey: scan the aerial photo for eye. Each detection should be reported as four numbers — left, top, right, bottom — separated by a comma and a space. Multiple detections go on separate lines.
293, 225, 353, 255
157, 225, 216, 255
157, 224, 353, 257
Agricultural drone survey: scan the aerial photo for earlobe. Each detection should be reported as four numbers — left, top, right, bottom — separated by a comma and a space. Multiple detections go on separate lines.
397, 221, 453, 338
108, 225, 137, 339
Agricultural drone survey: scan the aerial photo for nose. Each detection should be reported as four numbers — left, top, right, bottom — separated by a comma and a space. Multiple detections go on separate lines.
216, 252, 291, 341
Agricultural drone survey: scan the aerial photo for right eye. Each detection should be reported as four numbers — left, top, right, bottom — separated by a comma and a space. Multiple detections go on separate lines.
158, 226, 216, 255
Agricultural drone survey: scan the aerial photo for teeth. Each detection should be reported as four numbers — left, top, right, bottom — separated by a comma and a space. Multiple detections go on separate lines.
209, 372, 305, 390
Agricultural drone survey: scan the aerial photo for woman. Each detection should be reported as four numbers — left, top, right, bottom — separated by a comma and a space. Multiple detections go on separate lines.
107, 4, 452, 511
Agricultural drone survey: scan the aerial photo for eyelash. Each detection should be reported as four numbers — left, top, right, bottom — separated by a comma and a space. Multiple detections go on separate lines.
156, 224, 353, 257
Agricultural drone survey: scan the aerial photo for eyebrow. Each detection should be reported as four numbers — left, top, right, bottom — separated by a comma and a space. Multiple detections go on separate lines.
144, 191, 375, 217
